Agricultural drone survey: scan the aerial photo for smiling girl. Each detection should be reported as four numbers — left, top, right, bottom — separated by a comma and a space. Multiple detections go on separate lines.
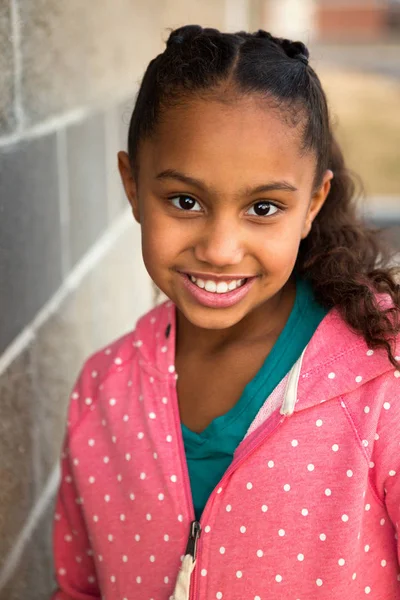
51, 25, 400, 600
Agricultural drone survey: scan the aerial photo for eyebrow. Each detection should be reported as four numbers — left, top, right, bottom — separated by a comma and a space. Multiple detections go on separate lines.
155, 168, 298, 195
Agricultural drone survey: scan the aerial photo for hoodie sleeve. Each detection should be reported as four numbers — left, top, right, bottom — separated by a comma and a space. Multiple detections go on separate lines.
371, 370, 400, 564
51, 365, 101, 599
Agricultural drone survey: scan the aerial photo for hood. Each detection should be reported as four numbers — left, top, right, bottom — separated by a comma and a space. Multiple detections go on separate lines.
133, 299, 399, 414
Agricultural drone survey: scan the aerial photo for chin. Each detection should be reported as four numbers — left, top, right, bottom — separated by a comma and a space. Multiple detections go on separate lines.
178, 301, 250, 330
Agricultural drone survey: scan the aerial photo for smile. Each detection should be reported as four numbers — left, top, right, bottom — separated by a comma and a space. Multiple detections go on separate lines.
187, 275, 247, 294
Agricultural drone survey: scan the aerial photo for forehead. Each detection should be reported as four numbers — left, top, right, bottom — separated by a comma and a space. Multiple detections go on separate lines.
140, 96, 316, 192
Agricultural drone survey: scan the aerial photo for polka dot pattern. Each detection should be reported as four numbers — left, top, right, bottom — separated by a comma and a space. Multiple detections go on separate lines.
53, 300, 400, 600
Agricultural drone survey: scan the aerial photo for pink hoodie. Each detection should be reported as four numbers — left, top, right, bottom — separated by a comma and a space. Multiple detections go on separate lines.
52, 299, 400, 600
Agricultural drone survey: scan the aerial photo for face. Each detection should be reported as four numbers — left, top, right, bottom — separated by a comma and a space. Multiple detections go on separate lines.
118, 95, 332, 332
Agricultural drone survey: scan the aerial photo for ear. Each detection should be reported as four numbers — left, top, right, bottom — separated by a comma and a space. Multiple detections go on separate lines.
301, 169, 334, 239
117, 151, 141, 223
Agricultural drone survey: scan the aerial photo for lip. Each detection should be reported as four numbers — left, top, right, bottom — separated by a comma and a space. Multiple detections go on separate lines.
178, 272, 257, 309
178, 270, 256, 282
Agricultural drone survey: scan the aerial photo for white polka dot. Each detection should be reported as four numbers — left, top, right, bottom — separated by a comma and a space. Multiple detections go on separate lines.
219, 546, 225, 554
307, 464, 315, 472
365, 586, 371, 594
291, 439, 298, 447
278, 529, 285, 536
316, 579, 323, 586
164, 576, 169, 584
367, 349, 374, 356
254, 597, 261, 600
149, 412, 156, 419
85, 398, 92, 405
395, 371, 400, 379
380, 518, 385, 526
178, 514, 183, 522
364, 544, 370, 552
268, 460, 274, 468
240, 526, 246, 533
275, 574, 282, 582
153, 452, 158, 459
362, 439, 368, 447
108, 534, 113, 542
381, 559, 387, 567
355, 375, 363, 383
369, 461, 375, 469
104, 495, 110, 502
347, 469, 353, 478
389, 470, 396, 476
216, 593, 223, 599
110, 575, 116, 583
64, 534, 72, 542
297, 553, 304, 561
93, 515, 99, 522
261, 505, 268, 512
109, 398, 116, 406
163, 534, 169, 541
166, 435, 173, 442
103, 456, 109, 463
205, 525, 211, 533
88, 439, 95, 447
146, 513, 152, 521
316, 419, 323, 427
217, 487, 223, 494
320, 533, 326, 541
256, 549, 264, 557
158, 493, 164, 501
342, 514, 349, 522
150, 555, 155, 562
332, 444, 339, 452
125, 453, 131, 461
170, 475, 177, 483
284, 484, 291, 492
236, 571, 243, 578
88, 575, 95, 583
140, 472, 146, 480
246, 482, 253, 490
120, 514, 126, 521
365, 504, 371, 511
168, 365, 175, 373
162, 397, 168, 404
136, 576, 141, 584
137, 432, 144, 439
123, 415, 129, 422
352, 572, 357, 580
129, 493, 135, 501
58, 568, 66, 576
301, 508, 309, 516
338, 558, 345, 566
325, 488, 332, 496
328, 372, 336, 379
364, 406, 370, 414
384, 402, 391, 410
226, 504, 232, 512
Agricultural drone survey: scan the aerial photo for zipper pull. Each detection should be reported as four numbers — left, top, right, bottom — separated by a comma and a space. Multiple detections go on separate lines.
171, 521, 202, 600
184, 520, 202, 562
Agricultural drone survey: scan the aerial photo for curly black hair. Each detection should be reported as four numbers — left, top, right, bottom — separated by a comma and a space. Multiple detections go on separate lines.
126, 24, 400, 369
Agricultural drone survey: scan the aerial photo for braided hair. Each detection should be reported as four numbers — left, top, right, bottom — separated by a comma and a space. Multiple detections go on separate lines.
127, 25, 400, 369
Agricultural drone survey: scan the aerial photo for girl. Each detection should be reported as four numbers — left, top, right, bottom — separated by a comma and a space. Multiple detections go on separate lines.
52, 25, 400, 600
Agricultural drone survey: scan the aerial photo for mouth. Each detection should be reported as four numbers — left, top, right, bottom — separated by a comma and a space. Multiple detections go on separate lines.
183, 273, 250, 295
177, 271, 258, 309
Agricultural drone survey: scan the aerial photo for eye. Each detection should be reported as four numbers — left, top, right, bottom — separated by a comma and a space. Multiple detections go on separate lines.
169, 195, 202, 212
246, 202, 279, 217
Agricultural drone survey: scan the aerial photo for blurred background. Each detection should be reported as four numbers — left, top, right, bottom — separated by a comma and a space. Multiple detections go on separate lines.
0, 0, 399, 597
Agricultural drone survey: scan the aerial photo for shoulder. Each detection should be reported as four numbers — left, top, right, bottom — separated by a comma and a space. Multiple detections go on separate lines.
66, 301, 173, 429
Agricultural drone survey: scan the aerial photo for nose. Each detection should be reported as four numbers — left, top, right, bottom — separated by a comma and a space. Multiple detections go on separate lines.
194, 216, 245, 267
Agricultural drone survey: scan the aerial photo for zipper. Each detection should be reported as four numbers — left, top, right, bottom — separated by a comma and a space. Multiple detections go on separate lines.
185, 520, 202, 561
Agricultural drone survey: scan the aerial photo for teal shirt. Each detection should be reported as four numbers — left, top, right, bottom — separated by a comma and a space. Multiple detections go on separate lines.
181, 278, 329, 520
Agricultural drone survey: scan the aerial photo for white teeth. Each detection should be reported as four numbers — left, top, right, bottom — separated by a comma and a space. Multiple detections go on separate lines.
188, 274, 247, 294
216, 282, 229, 294
205, 280, 217, 293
